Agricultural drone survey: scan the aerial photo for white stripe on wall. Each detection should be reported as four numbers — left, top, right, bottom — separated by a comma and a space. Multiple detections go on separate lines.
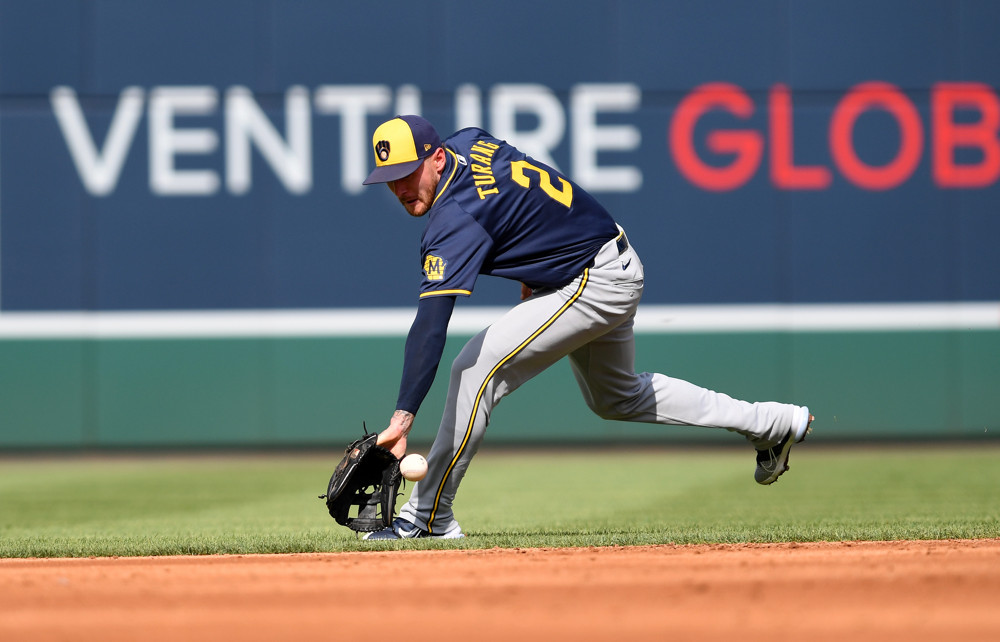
0, 302, 997, 339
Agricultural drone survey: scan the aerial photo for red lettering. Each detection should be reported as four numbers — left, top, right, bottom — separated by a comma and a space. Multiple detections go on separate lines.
670, 80, 1000, 192
932, 82, 1000, 188
669, 83, 763, 191
769, 84, 832, 189
829, 82, 923, 191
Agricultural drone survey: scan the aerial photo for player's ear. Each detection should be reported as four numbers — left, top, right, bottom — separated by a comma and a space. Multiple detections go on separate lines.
431, 146, 447, 172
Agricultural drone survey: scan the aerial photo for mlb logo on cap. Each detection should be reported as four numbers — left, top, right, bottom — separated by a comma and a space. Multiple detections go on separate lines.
363, 115, 442, 185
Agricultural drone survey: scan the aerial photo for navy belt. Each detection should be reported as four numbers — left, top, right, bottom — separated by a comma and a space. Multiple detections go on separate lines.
616, 233, 629, 255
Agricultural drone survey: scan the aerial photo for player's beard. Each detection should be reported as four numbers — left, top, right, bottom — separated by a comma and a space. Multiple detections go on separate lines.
389, 154, 441, 217
399, 182, 434, 217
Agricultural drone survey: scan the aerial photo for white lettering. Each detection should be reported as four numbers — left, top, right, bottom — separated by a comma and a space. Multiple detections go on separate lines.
395, 84, 422, 116
490, 84, 565, 170
50, 86, 144, 196
314, 85, 391, 195
225, 86, 311, 195
148, 86, 219, 196
455, 83, 483, 130
50, 83, 648, 199
571, 83, 642, 192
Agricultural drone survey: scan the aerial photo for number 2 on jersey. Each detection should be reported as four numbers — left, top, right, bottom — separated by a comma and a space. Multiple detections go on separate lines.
509, 160, 574, 208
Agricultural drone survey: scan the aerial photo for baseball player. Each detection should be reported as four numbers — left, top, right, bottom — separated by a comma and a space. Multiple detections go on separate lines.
362, 115, 813, 540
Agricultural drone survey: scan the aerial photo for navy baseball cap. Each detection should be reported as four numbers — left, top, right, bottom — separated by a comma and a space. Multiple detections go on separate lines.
362, 115, 442, 185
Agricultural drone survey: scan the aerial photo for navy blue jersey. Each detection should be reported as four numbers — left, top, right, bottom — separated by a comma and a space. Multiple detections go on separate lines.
417, 128, 619, 298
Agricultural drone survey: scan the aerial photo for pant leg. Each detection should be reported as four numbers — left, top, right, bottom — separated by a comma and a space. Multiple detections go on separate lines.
398, 231, 655, 533
398, 275, 622, 534
568, 317, 797, 445
400, 233, 802, 533
562, 237, 802, 445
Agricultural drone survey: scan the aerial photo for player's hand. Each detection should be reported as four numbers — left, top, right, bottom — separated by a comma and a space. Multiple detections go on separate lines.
377, 409, 413, 459
520, 283, 532, 300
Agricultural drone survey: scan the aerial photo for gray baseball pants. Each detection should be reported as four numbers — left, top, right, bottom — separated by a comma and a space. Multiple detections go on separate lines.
399, 230, 804, 535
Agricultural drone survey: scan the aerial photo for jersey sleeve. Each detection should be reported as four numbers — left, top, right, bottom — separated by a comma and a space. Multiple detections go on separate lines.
396, 294, 456, 414
418, 215, 492, 299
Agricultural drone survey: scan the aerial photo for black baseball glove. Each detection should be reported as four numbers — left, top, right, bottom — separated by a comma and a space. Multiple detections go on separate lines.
320, 430, 402, 532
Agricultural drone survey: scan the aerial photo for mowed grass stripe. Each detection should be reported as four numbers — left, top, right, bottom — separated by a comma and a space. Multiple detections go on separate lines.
0, 446, 997, 557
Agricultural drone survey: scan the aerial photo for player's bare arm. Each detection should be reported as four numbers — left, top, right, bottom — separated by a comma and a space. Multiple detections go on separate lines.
377, 409, 414, 458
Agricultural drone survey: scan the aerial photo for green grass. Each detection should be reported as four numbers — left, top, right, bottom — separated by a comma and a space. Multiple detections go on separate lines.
1, 445, 997, 557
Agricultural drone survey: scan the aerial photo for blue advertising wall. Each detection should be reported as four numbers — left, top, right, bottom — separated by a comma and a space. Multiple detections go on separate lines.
0, 0, 998, 448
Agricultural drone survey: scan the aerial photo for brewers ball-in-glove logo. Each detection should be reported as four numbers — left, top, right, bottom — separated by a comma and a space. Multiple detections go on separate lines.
376, 140, 391, 162
423, 254, 446, 281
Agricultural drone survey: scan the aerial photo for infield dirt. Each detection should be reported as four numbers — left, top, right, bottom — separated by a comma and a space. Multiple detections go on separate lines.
2, 539, 998, 641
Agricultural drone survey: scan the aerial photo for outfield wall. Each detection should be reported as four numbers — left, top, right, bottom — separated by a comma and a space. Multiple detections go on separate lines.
0, 1, 998, 448
2, 312, 997, 448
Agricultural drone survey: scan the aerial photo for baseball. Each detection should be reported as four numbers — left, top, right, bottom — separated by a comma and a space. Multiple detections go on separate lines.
399, 454, 428, 481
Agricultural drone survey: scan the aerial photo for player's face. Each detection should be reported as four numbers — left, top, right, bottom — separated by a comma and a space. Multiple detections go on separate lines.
388, 148, 445, 217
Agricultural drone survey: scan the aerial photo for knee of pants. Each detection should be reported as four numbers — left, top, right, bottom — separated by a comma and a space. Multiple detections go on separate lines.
586, 398, 633, 421
450, 343, 481, 380
581, 374, 653, 420
579, 387, 629, 420
450, 331, 488, 377
448, 338, 505, 408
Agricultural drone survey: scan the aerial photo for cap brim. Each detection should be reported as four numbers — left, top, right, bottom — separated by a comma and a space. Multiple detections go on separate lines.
362, 158, 425, 185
